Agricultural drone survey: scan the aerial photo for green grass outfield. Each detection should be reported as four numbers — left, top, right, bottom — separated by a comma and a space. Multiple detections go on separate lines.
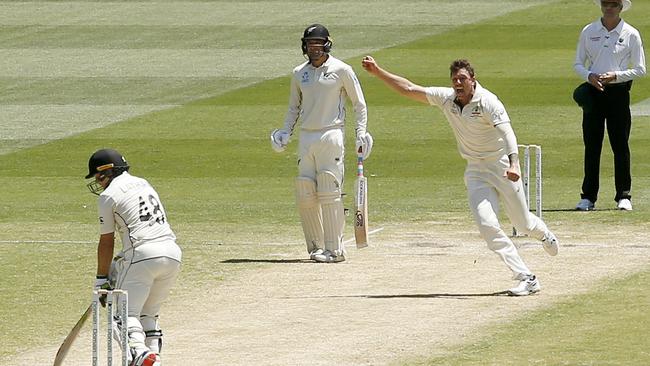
1, 0, 649, 363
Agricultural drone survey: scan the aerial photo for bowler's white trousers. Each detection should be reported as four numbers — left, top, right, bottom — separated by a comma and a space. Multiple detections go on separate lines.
464, 156, 549, 276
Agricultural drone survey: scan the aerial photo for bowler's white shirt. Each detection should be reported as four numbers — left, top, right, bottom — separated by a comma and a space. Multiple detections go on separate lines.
98, 172, 181, 262
574, 19, 646, 83
425, 82, 510, 162
283, 55, 367, 134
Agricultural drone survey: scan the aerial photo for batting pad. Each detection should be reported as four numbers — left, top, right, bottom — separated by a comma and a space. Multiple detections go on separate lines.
316, 171, 345, 254
296, 177, 324, 253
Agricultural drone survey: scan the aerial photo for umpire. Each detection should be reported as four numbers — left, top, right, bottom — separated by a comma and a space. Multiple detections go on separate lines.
573, 0, 646, 211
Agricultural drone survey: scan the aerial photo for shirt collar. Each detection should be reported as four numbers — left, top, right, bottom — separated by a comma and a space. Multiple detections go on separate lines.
310, 55, 331, 69
469, 81, 484, 104
599, 18, 625, 34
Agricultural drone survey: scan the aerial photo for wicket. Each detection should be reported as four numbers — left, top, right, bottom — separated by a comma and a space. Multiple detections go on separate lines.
513, 144, 542, 237
92, 289, 129, 366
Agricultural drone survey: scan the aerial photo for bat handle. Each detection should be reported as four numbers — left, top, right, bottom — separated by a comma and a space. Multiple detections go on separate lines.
356, 147, 364, 177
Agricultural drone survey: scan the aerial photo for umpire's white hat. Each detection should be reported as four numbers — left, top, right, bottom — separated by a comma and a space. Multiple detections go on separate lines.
594, 0, 631, 12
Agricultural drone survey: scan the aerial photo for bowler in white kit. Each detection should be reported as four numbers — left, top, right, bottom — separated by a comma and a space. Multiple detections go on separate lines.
86, 149, 181, 365
362, 56, 559, 296
271, 24, 373, 263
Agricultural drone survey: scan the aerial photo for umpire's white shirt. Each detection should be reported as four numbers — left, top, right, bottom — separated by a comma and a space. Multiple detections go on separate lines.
98, 172, 181, 263
574, 19, 646, 83
425, 82, 510, 162
283, 55, 367, 134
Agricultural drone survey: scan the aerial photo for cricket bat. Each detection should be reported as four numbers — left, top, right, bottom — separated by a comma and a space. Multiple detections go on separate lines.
354, 147, 369, 248
53, 304, 92, 366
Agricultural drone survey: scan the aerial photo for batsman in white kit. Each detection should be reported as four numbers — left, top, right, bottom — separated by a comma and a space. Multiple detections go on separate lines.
271, 24, 373, 263
86, 149, 182, 365
362, 57, 559, 295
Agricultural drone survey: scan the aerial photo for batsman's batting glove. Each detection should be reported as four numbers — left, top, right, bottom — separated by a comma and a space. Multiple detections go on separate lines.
355, 131, 373, 160
94, 275, 112, 307
270, 129, 290, 153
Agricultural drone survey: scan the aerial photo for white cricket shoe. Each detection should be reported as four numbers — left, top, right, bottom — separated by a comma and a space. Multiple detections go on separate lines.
313, 250, 345, 263
617, 198, 632, 211
508, 274, 541, 296
309, 248, 324, 260
575, 198, 595, 211
541, 231, 559, 256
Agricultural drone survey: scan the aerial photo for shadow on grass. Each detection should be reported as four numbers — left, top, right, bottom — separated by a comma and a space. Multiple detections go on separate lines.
543, 208, 619, 212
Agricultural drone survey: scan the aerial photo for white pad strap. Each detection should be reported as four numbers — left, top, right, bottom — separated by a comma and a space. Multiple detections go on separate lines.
296, 177, 323, 253
316, 171, 345, 254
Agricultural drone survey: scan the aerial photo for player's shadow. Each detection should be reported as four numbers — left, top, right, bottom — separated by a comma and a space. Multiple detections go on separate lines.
221, 258, 312, 264
285, 291, 511, 300
359, 291, 510, 299
543, 208, 619, 212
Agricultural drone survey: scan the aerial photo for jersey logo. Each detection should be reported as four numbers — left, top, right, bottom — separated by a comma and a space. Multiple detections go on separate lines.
590, 36, 601, 42
470, 106, 483, 117
301, 71, 310, 83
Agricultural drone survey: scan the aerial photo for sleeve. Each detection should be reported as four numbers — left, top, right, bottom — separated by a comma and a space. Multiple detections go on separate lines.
282, 71, 302, 134
484, 96, 510, 126
97, 195, 116, 235
341, 66, 368, 135
495, 122, 519, 156
574, 26, 591, 81
425, 87, 450, 107
615, 31, 647, 82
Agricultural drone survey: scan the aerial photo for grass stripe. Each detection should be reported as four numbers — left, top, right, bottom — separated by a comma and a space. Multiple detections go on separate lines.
0, 1, 545, 26
0, 77, 258, 105
412, 269, 650, 365
0, 25, 451, 49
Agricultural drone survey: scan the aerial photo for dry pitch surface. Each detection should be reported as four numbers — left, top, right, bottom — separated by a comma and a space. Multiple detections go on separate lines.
8, 219, 650, 365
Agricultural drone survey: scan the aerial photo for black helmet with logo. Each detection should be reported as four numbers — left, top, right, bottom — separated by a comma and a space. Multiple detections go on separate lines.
85, 148, 129, 179
301, 24, 332, 54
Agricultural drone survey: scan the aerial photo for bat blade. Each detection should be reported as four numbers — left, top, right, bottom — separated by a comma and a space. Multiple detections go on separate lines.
53, 304, 92, 366
354, 175, 369, 248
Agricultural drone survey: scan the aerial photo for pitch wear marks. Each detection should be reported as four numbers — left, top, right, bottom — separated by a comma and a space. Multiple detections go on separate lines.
574, 19, 646, 83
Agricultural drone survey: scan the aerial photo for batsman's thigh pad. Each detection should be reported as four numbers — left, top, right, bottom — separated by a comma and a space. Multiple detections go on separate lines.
296, 177, 323, 252
316, 171, 345, 254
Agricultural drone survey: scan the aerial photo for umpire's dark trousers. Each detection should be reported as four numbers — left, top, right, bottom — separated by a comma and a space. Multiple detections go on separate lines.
581, 81, 633, 203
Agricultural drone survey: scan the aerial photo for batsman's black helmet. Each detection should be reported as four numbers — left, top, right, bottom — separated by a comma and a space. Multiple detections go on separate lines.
85, 148, 129, 179
301, 24, 332, 54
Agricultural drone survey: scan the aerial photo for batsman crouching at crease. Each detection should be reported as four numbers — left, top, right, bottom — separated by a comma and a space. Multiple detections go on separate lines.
86, 149, 182, 365
362, 56, 559, 296
271, 24, 373, 263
